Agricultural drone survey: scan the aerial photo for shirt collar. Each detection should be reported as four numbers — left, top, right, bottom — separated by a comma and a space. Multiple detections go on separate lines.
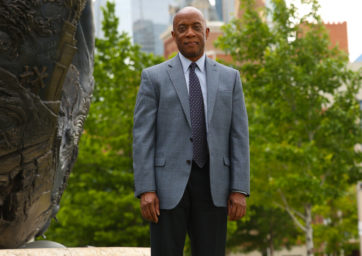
178, 52, 206, 74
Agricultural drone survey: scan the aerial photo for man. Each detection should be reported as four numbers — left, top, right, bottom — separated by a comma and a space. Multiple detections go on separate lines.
133, 6, 249, 256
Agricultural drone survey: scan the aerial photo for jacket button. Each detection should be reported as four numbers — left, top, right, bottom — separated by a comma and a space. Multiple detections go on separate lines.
189, 137, 193, 142
186, 160, 191, 165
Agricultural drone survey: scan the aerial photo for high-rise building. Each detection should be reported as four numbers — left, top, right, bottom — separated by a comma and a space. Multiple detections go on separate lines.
190, 0, 219, 21
222, 0, 235, 23
131, 0, 176, 55
133, 20, 156, 53
133, 19, 168, 55
215, 0, 223, 21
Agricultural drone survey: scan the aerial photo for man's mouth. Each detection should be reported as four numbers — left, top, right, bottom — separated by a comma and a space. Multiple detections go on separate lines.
185, 42, 199, 45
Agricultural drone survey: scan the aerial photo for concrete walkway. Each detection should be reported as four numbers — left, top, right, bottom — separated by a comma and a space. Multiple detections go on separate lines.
0, 247, 150, 256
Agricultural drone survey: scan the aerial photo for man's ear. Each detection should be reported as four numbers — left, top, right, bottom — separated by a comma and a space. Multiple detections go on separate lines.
171, 30, 175, 39
205, 27, 210, 39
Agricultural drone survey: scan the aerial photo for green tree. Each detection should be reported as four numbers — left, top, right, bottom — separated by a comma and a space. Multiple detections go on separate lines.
227, 205, 301, 256
313, 185, 359, 255
216, 0, 361, 255
42, 1, 163, 246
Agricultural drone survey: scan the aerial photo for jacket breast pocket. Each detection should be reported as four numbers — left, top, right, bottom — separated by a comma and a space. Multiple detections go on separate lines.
217, 90, 232, 111
219, 89, 233, 93
219, 90, 233, 97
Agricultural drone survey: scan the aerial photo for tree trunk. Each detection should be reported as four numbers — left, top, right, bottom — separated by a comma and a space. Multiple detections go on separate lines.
269, 223, 274, 256
305, 204, 314, 256
269, 240, 274, 256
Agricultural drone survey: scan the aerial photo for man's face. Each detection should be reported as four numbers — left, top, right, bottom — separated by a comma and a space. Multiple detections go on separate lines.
172, 10, 210, 61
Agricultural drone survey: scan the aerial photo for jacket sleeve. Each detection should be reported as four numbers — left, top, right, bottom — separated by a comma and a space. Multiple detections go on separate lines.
133, 69, 158, 198
229, 70, 250, 195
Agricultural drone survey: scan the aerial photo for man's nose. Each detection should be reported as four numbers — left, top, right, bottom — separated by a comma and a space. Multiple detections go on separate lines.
185, 27, 196, 37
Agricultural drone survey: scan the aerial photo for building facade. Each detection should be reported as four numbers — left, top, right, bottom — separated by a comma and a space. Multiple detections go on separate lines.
324, 22, 349, 55
131, 0, 176, 55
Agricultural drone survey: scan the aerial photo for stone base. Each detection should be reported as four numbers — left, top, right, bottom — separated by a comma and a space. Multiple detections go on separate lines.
0, 247, 150, 256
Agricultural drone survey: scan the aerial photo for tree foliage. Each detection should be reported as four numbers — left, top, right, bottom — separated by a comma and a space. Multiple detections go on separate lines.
227, 205, 301, 256
42, 2, 163, 246
313, 185, 359, 255
216, 0, 361, 254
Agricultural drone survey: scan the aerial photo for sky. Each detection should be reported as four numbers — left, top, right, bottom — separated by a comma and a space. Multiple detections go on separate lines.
98, 0, 362, 62
319, 0, 362, 62
115, 0, 132, 36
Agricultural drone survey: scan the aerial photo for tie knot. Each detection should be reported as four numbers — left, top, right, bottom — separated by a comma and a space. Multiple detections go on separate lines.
190, 62, 197, 71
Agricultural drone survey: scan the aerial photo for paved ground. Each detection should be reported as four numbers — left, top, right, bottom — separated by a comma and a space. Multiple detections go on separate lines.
0, 247, 150, 256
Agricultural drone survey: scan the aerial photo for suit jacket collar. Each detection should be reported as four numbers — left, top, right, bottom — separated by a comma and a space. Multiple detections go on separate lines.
167, 54, 219, 129
167, 55, 191, 128
205, 57, 219, 126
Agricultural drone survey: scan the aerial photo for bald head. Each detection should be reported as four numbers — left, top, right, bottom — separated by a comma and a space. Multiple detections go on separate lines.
173, 6, 206, 29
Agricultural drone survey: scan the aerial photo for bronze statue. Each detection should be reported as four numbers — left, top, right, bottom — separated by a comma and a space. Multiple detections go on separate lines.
0, 0, 94, 248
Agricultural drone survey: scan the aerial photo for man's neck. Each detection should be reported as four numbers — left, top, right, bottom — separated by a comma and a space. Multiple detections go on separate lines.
179, 52, 205, 62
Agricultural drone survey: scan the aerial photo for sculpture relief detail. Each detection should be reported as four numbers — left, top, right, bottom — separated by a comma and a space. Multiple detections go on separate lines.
0, 0, 94, 248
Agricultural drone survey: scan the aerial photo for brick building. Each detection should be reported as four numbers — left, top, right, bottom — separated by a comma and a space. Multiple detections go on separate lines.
324, 22, 349, 55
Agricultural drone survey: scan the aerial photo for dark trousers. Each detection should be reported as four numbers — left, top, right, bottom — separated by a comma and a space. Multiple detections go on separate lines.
150, 161, 228, 256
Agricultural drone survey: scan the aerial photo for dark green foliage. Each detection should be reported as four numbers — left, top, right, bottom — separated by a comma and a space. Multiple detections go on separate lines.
227, 206, 301, 256
313, 186, 359, 255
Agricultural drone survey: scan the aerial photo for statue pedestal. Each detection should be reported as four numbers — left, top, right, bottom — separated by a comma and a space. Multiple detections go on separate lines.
0, 247, 150, 256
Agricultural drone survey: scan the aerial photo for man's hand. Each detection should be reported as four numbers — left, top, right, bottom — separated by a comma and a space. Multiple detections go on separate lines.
227, 192, 247, 221
140, 192, 160, 223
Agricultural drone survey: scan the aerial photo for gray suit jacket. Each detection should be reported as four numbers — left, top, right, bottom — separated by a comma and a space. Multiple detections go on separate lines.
133, 55, 250, 209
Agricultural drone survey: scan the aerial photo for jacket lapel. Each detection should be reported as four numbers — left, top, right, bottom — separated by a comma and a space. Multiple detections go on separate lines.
206, 57, 219, 126
167, 56, 191, 128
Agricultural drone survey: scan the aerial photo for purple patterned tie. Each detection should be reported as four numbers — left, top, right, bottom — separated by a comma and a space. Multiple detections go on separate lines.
189, 62, 208, 168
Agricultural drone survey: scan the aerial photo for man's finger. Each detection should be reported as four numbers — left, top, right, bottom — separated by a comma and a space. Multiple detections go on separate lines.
142, 205, 152, 222
149, 204, 158, 223
234, 204, 242, 220
231, 206, 238, 220
229, 201, 237, 220
241, 203, 246, 217
155, 197, 160, 216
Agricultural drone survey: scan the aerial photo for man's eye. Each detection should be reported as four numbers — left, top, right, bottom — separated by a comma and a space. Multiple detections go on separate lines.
193, 25, 202, 31
178, 26, 186, 32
